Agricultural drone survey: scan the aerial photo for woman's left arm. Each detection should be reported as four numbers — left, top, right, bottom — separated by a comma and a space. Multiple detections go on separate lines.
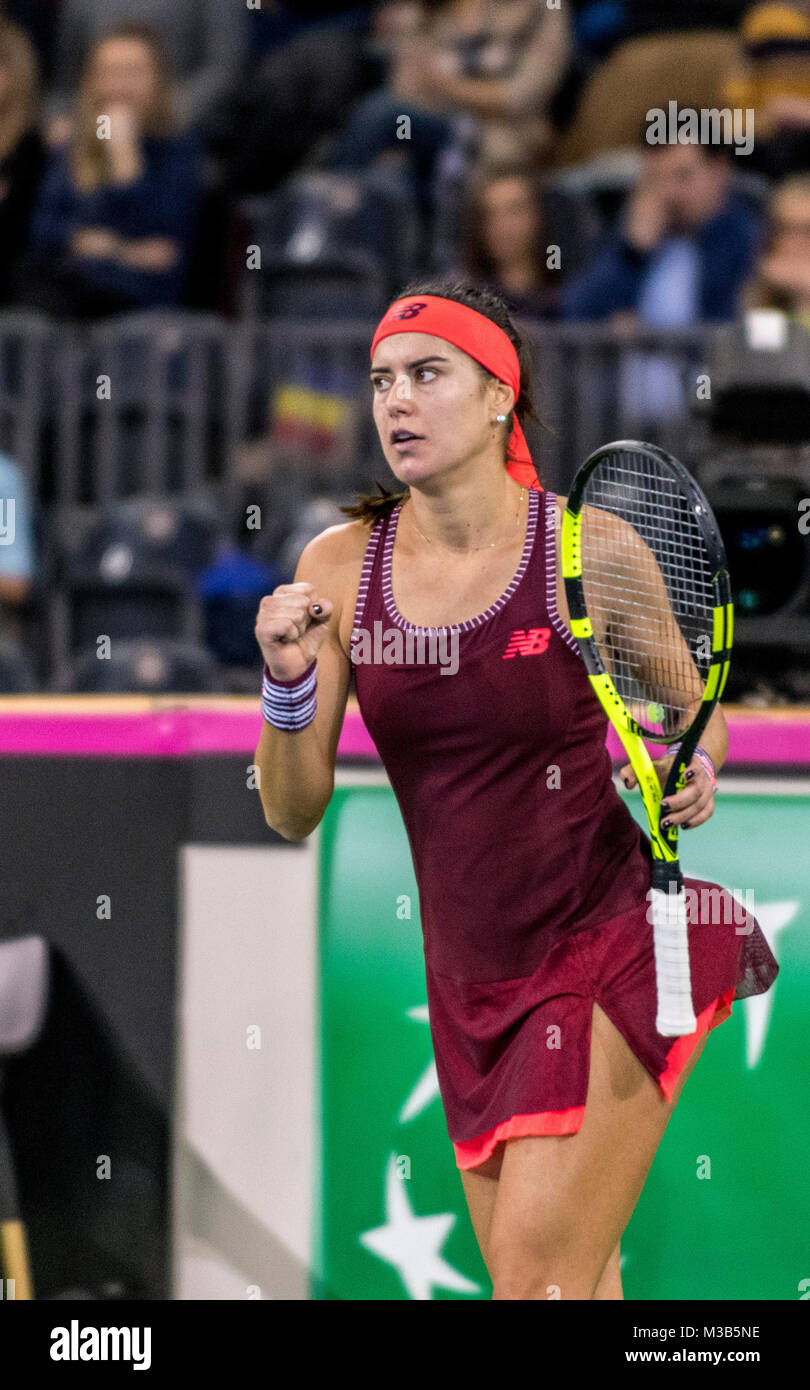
621, 704, 728, 831
604, 512, 729, 830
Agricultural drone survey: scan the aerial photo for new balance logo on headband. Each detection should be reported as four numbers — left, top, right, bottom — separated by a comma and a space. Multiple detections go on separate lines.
394, 301, 428, 320
502, 628, 551, 658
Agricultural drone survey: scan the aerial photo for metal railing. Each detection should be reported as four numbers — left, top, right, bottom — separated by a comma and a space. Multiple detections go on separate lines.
0, 312, 720, 511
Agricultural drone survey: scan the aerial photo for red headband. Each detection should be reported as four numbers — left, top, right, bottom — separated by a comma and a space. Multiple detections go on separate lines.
370, 294, 542, 491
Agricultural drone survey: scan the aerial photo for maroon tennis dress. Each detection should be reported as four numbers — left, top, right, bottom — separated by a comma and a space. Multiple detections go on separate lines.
349, 486, 779, 1169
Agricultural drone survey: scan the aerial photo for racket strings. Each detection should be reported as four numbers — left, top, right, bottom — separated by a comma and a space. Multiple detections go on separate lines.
581, 453, 715, 738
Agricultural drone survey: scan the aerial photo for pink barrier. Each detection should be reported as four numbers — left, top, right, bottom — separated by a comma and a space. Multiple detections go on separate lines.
0, 698, 808, 763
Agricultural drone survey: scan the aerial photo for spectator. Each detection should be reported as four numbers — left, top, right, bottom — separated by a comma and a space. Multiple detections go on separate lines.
560, 133, 762, 431
0, 450, 34, 641
560, 136, 762, 324
724, 1, 810, 178
12, 25, 202, 318
742, 173, 810, 327
44, 0, 246, 144
0, 17, 46, 304
454, 162, 561, 318
327, 0, 571, 221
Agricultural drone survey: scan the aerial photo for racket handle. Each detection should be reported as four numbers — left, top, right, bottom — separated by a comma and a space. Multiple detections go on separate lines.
650, 884, 697, 1036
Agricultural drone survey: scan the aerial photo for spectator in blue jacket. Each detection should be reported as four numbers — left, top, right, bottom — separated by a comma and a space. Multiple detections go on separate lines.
13, 23, 202, 318
560, 136, 762, 324
560, 134, 763, 431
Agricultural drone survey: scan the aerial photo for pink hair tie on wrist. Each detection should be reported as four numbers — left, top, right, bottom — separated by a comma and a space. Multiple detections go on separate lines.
693, 745, 718, 790
666, 741, 718, 790
261, 659, 317, 730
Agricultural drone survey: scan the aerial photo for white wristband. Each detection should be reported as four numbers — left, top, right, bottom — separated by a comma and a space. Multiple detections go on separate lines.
261, 660, 317, 731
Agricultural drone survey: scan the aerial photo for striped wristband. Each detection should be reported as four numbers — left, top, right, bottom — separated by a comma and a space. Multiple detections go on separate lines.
666, 742, 718, 790
261, 659, 317, 731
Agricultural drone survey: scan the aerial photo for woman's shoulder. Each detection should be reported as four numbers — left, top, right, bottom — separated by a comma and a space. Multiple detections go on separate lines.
299, 516, 376, 579
295, 516, 378, 653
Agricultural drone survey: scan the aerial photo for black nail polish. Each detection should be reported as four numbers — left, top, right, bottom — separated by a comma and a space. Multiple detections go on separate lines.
661, 818, 671, 829
661, 801, 670, 813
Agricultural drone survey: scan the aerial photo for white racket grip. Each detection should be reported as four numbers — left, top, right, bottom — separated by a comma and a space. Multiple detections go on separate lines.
651, 885, 698, 1036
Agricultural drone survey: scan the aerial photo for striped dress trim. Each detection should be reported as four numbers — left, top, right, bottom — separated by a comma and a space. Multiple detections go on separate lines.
544, 490, 582, 657
378, 486, 540, 636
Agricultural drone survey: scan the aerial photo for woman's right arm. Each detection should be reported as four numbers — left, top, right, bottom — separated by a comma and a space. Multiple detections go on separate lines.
254, 528, 353, 841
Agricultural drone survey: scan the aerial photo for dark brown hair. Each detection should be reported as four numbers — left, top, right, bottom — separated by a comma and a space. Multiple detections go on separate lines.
340, 276, 544, 525
458, 161, 548, 289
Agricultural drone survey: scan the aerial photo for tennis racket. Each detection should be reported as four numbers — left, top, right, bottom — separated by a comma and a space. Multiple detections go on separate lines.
561, 441, 733, 1036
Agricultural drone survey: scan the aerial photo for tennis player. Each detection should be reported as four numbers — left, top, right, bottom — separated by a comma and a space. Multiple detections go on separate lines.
254, 279, 779, 1300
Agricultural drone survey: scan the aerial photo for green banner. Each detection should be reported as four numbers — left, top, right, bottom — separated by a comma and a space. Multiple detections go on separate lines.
315, 785, 808, 1300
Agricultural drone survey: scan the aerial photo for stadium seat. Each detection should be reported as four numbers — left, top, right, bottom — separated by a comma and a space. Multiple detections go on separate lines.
55, 313, 229, 504
56, 639, 221, 693
46, 496, 221, 670
62, 571, 201, 655
0, 639, 37, 693
554, 30, 743, 167
235, 167, 421, 317
62, 496, 221, 581
697, 318, 810, 445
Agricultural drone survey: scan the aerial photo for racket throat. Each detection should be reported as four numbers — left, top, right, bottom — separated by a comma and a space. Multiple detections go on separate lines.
651, 857, 684, 897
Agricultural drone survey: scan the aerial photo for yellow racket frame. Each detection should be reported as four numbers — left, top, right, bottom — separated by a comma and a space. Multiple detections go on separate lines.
561, 504, 733, 864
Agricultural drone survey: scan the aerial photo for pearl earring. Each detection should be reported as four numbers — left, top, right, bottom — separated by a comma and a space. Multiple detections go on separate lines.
496, 414, 507, 422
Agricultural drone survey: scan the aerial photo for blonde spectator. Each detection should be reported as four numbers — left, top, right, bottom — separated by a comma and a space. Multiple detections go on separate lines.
12, 24, 202, 317
742, 173, 810, 324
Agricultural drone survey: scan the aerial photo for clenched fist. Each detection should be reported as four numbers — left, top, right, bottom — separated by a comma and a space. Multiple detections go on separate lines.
255, 582, 334, 682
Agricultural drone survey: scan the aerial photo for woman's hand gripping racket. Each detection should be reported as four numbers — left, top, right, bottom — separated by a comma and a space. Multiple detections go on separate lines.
561, 441, 733, 1036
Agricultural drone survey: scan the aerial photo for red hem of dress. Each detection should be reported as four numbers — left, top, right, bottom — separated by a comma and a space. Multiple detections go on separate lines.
451, 986, 737, 1170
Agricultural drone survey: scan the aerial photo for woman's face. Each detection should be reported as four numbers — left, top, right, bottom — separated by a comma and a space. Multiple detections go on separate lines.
90, 37, 158, 116
480, 177, 540, 264
370, 331, 510, 486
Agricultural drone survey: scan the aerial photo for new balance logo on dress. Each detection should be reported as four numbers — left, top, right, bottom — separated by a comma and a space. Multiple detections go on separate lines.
502, 627, 551, 658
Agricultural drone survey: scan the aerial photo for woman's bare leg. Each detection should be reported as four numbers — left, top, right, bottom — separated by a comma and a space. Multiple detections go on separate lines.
485, 1002, 709, 1299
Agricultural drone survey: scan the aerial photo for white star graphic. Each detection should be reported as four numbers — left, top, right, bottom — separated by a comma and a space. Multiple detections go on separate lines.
358, 1153, 481, 1299
399, 1005, 440, 1123
737, 898, 795, 1069
689, 883, 794, 1069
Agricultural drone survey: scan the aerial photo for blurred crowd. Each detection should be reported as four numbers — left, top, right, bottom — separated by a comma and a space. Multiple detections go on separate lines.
0, 1, 809, 320
0, 0, 809, 692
